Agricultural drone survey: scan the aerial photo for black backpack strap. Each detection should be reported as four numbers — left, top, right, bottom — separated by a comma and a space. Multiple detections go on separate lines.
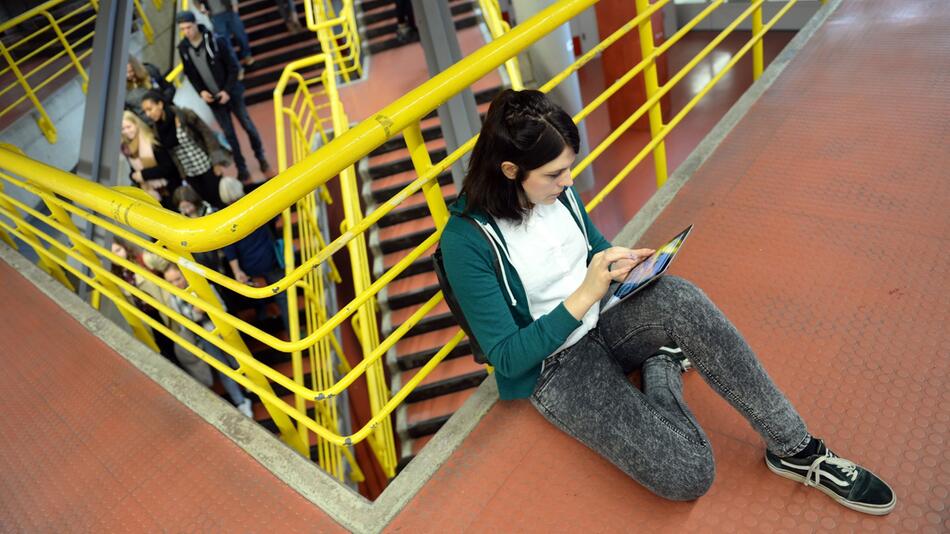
433, 217, 499, 365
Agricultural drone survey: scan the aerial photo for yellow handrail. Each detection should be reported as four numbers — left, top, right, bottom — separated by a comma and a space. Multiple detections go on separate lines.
477, 0, 524, 90
303, 0, 363, 83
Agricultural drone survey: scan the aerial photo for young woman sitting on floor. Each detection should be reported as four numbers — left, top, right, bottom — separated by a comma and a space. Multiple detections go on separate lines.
439, 89, 895, 515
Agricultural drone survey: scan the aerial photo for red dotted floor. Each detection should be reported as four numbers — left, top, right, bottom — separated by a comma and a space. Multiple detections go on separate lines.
0, 259, 345, 532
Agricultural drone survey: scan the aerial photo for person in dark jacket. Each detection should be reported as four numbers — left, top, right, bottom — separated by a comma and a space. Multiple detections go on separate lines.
140, 90, 230, 208
439, 89, 896, 515
177, 11, 269, 183
219, 177, 290, 335
120, 110, 182, 210
196, 0, 253, 66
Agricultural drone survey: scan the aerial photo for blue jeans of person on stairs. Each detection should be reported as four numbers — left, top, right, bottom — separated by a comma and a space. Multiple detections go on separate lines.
210, 83, 265, 176
195, 336, 246, 407
211, 11, 251, 60
530, 275, 810, 501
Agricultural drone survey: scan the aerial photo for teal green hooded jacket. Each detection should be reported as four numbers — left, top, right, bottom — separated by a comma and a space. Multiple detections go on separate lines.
440, 187, 612, 400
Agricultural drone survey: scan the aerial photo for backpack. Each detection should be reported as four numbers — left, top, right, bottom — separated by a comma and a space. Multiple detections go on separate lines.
432, 217, 500, 365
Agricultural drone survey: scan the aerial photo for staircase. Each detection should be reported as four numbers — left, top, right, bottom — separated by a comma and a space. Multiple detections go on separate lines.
357, 0, 480, 55
360, 84, 506, 469
237, 0, 333, 105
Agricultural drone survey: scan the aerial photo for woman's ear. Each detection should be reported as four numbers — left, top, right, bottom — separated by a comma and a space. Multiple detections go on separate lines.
500, 161, 519, 180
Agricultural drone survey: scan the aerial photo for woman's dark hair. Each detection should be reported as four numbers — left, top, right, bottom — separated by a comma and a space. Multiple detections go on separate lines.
140, 89, 166, 106
462, 89, 580, 222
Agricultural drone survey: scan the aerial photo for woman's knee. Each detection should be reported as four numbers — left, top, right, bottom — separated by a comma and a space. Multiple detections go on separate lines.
644, 448, 716, 501
654, 275, 704, 300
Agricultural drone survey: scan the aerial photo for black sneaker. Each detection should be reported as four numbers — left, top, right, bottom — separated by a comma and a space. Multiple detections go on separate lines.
657, 345, 691, 373
765, 439, 896, 515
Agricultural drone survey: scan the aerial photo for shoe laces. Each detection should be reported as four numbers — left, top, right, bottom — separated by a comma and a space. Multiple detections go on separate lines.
805, 451, 859, 487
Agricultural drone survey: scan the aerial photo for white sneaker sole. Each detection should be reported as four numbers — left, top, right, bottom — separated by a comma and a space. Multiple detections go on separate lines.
765, 458, 896, 516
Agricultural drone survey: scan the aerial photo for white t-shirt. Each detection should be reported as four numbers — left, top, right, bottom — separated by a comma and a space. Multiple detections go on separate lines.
495, 201, 599, 356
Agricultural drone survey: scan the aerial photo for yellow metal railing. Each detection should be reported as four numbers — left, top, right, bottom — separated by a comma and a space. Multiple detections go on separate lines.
273, 53, 376, 480
477, 0, 524, 90
0, 0, 805, 484
0, 0, 157, 143
303, 0, 363, 83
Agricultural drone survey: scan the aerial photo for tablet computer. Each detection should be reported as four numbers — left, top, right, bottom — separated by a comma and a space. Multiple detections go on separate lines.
600, 225, 693, 314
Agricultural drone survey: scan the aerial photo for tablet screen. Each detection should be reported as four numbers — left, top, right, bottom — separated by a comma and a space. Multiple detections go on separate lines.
602, 225, 692, 313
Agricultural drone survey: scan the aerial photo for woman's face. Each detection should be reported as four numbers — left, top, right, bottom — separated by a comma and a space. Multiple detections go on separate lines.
126, 62, 135, 81
111, 242, 129, 260
179, 200, 198, 217
141, 99, 163, 122
505, 146, 576, 206
121, 119, 138, 141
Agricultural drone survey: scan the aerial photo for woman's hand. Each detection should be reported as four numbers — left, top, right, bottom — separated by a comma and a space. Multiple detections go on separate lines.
564, 247, 652, 320
607, 248, 654, 282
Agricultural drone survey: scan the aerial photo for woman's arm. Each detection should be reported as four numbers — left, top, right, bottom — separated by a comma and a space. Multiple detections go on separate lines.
140, 144, 181, 187
442, 222, 582, 378
442, 219, 646, 378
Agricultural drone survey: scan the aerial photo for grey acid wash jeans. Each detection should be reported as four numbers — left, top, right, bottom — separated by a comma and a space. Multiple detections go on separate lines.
530, 276, 809, 501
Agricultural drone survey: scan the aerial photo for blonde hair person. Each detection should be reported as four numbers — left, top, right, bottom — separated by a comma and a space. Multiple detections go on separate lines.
125, 55, 176, 116
218, 176, 245, 205
121, 110, 182, 210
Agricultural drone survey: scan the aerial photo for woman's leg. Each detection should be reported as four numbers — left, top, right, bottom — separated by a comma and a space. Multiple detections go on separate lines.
597, 275, 810, 457
531, 334, 715, 501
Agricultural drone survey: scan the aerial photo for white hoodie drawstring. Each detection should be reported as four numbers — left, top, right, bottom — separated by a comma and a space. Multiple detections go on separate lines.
475, 222, 518, 306
564, 189, 591, 251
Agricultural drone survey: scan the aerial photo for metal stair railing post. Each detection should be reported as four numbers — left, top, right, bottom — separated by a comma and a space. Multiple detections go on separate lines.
164, 239, 311, 456
476, 0, 524, 90
132, 0, 156, 44
0, 40, 59, 143
274, 53, 382, 478
0, 183, 73, 288
42, 188, 161, 352
634, 0, 670, 188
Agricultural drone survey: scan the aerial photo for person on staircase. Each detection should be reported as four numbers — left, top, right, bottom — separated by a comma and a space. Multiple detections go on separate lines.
140, 90, 230, 208
177, 11, 271, 184
195, 1, 254, 68
439, 89, 896, 516
109, 237, 182, 370
218, 177, 290, 337
120, 110, 182, 211
125, 55, 176, 120
162, 263, 254, 417
393, 0, 418, 43
275, 0, 303, 34
141, 251, 217, 387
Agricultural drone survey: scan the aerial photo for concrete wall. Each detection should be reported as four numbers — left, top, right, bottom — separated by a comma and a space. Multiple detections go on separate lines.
137, 0, 179, 72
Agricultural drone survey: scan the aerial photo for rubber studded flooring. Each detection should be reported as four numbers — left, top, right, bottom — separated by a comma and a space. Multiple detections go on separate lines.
0, 259, 343, 532
388, 1, 949, 531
